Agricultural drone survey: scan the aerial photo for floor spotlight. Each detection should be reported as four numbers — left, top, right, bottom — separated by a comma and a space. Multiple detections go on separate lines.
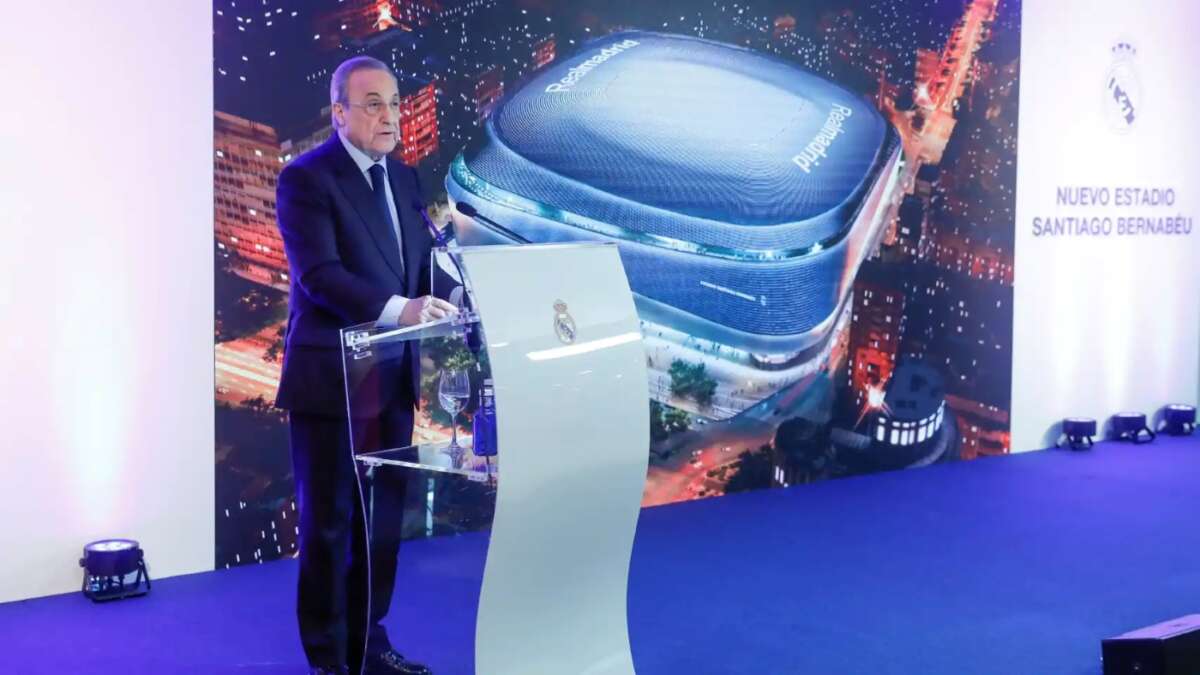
1112, 412, 1155, 444
1058, 417, 1097, 450
79, 539, 151, 602
1161, 404, 1196, 436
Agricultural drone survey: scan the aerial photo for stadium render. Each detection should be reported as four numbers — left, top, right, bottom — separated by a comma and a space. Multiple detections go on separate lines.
447, 31, 904, 422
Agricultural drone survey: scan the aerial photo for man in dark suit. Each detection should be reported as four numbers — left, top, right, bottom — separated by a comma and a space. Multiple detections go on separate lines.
274, 56, 457, 675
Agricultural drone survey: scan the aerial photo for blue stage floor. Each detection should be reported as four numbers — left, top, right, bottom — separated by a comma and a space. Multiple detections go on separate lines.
4, 436, 1199, 674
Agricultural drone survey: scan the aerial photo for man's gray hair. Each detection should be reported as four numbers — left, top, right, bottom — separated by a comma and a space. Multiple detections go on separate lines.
329, 55, 396, 113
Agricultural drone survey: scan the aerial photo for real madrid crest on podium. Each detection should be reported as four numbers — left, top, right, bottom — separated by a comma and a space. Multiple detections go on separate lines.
553, 299, 577, 344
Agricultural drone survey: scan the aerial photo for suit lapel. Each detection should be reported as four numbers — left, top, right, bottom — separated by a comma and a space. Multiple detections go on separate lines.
326, 138, 407, 286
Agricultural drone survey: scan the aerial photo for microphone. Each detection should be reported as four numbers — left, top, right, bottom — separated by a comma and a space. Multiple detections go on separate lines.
453, 200, 480, 217
454, 201, 531, 244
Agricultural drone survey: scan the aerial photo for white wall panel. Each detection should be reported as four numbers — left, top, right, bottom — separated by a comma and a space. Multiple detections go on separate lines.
0, 2, 214, 602
1012, 0, 1200, 451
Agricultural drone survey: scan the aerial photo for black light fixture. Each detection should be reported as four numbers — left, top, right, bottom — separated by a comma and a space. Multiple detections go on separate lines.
79, 539, 151, 602
1058, 417, 1097, 450
1161, 404, 1196, 436
1111, 412, 1155, 444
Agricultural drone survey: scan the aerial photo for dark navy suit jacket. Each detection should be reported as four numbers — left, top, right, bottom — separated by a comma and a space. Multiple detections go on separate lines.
274, 134, 438, 417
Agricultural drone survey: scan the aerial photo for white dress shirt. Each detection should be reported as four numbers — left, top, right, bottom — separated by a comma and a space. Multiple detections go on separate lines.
336, 131, 412, 327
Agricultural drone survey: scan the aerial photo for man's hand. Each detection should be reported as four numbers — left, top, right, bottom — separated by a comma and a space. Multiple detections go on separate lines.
398, 295, 458, 327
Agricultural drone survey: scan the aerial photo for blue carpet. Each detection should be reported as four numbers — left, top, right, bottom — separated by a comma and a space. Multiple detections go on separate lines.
2, 436, 1198, 674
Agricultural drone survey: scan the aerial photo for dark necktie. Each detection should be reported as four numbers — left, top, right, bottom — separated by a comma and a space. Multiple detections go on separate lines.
367, 163, 403, 273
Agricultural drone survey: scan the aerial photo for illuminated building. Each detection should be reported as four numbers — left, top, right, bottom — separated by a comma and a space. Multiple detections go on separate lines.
847, 282, 906, 409
497, 22, 556, 80
773, 15, 796, 39
214, 112, 289, 289
436, 0, 495, 22
913, 48, 941, 108
447, 32, 904, 413
530, 35, 556, 72
392, 78, 440, 165
471, 64, 505, 121
315, 0, 440, 50
890, 194, 926, 261
927, 222, 1014, 285
948, 394, 1010, 459
870, 360, 952, 466
280, 109, 334, 162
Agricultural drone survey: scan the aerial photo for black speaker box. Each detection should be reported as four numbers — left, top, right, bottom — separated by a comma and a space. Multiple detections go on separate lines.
1103, 615, 1200, 675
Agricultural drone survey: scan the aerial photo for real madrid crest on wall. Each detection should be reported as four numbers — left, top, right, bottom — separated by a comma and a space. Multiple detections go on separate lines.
1103, 40, 1142, 134
553, 299, 577, 344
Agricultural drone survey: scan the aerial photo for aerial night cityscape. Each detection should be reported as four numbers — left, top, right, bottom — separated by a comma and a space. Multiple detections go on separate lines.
213, 0, 1019, 566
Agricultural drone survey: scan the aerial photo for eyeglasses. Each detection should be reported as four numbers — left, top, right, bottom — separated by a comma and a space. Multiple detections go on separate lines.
345, 99, 401, 117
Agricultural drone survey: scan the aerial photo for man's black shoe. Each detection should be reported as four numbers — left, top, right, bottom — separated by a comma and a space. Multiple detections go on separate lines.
308, 667, 349, 675
365, 649, 432, 675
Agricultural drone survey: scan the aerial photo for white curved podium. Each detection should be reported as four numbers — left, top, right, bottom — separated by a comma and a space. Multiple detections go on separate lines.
343, 242, 649, 675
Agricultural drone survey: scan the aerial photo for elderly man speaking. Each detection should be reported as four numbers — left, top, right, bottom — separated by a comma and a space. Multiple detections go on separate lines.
274, 55, 457, 675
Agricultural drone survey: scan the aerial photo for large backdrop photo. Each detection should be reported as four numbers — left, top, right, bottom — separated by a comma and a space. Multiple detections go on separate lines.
213, 0, 1021, 568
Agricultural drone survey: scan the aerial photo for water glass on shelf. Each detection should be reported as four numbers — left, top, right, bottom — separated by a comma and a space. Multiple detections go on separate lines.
438, 368, 470, 467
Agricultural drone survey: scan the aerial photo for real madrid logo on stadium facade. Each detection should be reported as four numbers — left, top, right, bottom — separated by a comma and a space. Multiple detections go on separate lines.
553, 299, 577, 344
1103, 40, 1142, 134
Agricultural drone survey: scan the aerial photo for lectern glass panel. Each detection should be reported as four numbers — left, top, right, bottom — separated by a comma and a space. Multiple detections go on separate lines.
339, 248, 496, 674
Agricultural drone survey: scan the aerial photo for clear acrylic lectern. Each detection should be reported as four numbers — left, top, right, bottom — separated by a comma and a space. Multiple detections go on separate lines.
341, 243, 649, 675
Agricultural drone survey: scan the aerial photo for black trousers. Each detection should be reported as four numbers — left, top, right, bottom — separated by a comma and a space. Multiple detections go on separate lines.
289, 406, 413, 670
